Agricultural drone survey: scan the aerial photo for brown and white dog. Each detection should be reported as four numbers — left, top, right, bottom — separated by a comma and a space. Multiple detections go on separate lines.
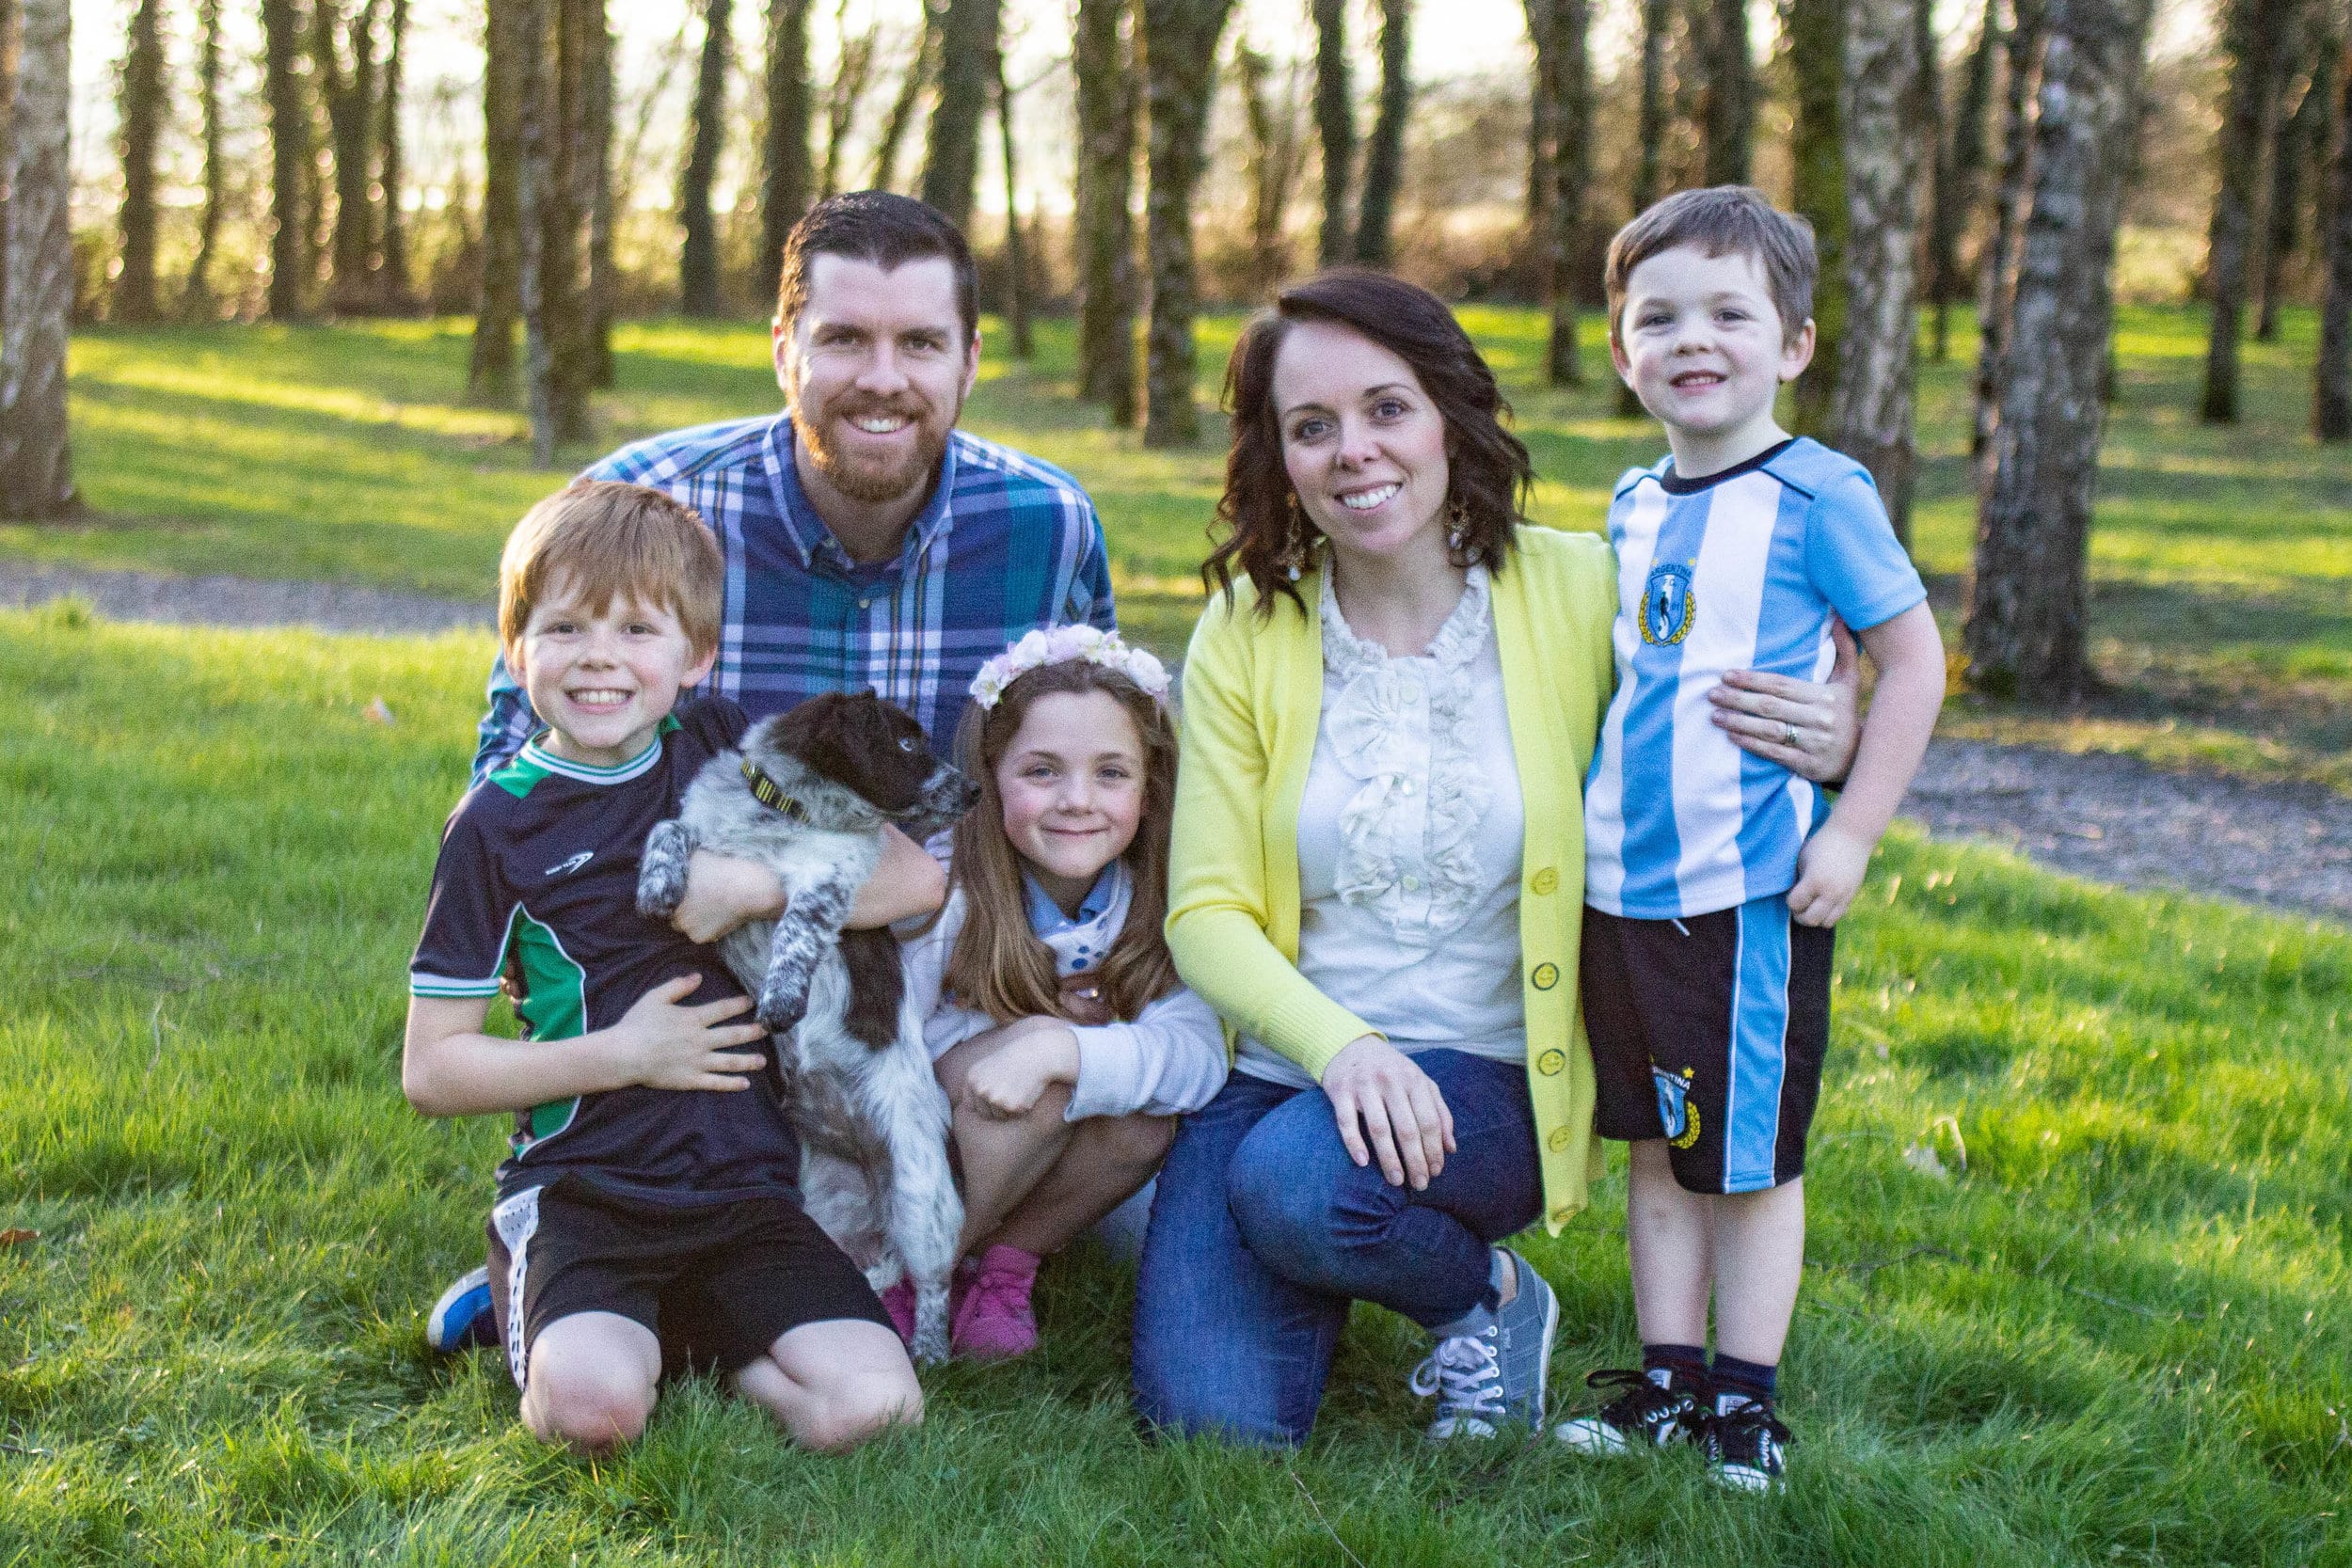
636, 692, 977, 1363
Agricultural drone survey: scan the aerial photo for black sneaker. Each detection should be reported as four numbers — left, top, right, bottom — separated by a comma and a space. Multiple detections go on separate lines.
1702, 1397, 1790, 1492
1551, 1368, 1703, 1455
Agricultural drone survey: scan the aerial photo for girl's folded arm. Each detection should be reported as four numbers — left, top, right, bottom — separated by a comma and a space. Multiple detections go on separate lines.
1065, 986, 1230, 1119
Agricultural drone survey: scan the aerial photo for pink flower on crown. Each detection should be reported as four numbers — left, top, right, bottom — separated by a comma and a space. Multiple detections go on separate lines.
969, 626, 1169, 709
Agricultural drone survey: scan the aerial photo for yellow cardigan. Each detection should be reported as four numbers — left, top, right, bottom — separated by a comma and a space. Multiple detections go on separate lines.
1166, 526, 1621, 1230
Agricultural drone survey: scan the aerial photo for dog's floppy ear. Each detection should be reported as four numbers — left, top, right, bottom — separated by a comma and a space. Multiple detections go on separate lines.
771, 692, 856, 787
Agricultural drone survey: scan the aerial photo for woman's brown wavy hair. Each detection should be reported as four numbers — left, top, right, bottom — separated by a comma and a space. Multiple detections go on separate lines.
943, 658, 1182, 1025
1202, 267, 1535, 618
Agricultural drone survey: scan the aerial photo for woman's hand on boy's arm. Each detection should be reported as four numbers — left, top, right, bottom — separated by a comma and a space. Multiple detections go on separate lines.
401, 977, 769, 1117
1710, 617, 1862, 782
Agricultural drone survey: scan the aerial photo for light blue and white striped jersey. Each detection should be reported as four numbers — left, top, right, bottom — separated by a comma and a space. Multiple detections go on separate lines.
1583, 437, 1926, 920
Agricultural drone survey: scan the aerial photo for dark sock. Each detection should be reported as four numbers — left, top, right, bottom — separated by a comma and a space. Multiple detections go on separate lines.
1710, 1354, 1777, 1407
1642, 1342, 1708, 1392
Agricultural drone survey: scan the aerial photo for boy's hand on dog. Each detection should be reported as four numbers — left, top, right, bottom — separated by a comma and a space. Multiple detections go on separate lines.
611, 974, 771, 1091
1788, 825, 1869, 927
965, 1025, 1080, 1119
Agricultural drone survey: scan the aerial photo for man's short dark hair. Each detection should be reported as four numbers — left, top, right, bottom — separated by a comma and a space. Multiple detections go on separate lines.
774, 192, 979, 345
1604, 185, 1818, 353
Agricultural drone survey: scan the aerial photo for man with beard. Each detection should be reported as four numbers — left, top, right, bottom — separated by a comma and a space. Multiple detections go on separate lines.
427, 192, 1114, 1356
472, 191, 1114, 778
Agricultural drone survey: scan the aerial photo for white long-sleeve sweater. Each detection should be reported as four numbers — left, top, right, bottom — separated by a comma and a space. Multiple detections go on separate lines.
898, 863, 1229, 1120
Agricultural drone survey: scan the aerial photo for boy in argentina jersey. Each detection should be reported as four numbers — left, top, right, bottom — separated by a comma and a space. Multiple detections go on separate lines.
1552, 188, 1946, 1490
404, 481, 919, 1455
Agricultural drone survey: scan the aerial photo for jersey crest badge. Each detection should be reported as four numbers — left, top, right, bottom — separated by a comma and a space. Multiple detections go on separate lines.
1653, 1065, 1702, 1149
544, 850, 594, 878
1640, 562, 1697, 646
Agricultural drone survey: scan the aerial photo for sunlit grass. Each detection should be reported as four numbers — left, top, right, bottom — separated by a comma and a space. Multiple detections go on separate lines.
1, 603, 2346, 1563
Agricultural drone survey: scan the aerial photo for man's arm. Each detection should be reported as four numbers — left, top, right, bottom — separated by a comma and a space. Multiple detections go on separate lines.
471, 651, 539, 784
662, 828, 947, 944
402, 980, 770, 1117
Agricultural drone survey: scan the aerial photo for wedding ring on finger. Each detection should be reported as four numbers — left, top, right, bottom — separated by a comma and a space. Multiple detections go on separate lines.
1781, 721, 1800, 748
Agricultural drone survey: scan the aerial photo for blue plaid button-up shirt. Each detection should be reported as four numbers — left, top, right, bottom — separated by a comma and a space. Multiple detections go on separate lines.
474, 414, 1117, 779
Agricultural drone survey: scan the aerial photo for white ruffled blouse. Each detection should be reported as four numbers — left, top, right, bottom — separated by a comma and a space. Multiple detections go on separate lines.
1232, 566, 1530, 1088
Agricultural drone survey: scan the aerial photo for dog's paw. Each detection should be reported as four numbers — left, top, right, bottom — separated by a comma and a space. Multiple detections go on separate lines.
636, 866, 687, 921
755, 981, 810, 1036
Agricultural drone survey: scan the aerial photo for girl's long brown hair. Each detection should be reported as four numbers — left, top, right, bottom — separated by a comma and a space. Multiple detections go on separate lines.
943, 658, 1182, 1025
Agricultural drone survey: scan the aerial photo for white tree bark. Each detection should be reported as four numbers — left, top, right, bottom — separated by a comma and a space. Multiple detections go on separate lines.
1963, 0, 2155, 703
1833, 0, 1925, 543
0, 0, 73, 518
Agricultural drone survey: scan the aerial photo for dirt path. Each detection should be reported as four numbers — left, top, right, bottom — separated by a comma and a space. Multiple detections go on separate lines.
10, 560, 2347, 927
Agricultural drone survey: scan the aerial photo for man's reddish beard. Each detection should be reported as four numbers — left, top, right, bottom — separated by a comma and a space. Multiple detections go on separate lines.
797, 389, 956, 504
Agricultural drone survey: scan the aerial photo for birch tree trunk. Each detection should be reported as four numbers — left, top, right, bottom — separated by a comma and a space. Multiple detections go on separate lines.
183, 0, 226, 314
112, 0, 166, 323
678, 0, 732, 316
470, 0, 526, 401
262, 0, 310, 319
758, 0, 814, 305
1617, 0, 1671, 417
315, 0, 383, 313
577, 0, 612, 386
1352, 0, 1410, 269
1835, 0, 1925, 543
1930, 0, 1999, 362
1972, 0, 2042, 453
0, 0, 72, 517
994, 45, 1030, 358
2200, 0, 2299, 423
1964, 0, 2153, 703
1073, 0, 1137, 422
523, 0, 592, 462
921, 0, 1001, 234
1786, 0, 1846, 437
869, 7, 938, 192
1311, 0, 1351, 264
2317, 34, 2351, 439
1698, 0, 1754, 184
1140, 0, 1236, 448
1544, 0, 1591, 387
376, 0, 414, 304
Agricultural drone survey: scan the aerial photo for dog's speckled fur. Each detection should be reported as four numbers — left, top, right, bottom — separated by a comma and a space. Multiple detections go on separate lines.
638, 693, 978, 1363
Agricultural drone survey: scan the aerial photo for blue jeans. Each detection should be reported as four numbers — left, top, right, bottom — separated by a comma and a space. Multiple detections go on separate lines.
1130, 1049, 1543, 1447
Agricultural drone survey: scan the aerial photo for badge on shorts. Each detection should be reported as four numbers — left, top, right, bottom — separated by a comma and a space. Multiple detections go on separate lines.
1653, 1066, 1702, 1149
1640, 562, 1697, 646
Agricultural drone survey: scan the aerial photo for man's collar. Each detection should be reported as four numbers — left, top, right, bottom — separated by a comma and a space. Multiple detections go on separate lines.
763, 413, 960, 573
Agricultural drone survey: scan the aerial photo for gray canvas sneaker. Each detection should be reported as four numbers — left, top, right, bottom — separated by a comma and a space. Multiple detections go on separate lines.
1409, 1248, 1558, 1439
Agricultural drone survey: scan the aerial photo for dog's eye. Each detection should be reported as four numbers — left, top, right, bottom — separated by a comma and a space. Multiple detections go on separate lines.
898, 736, 917, 752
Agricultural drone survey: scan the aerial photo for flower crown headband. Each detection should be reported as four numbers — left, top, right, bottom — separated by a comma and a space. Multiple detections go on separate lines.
969, 626, 1169, 710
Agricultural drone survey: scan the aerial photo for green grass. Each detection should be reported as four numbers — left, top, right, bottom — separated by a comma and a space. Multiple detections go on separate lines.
3, 602, 2348, 1564
26, 305, 2352, 791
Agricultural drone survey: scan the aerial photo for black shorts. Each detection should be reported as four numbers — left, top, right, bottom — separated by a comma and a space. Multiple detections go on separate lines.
485, 1176, 890, 1391
1581, 893, 1833, 1195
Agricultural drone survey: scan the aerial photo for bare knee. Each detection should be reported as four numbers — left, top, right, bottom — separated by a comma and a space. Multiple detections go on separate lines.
522, 1361, 656, 1453
791, 1368, 924, 1453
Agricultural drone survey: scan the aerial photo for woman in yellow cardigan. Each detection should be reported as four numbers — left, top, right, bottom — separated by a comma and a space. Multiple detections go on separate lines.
1133, 271, 1856, 1449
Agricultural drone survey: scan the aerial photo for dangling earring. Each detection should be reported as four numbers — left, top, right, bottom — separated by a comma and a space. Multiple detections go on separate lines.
1446, 498, 1472, 555
1282, 492, 1308, 581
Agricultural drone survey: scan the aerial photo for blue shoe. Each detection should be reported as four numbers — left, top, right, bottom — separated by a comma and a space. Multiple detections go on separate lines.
1409, 1247, 1559, 1438
425, 1265, 497, 1354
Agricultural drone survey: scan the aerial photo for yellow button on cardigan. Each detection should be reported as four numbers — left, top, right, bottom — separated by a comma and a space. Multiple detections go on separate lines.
1166, 526, 1621, 1229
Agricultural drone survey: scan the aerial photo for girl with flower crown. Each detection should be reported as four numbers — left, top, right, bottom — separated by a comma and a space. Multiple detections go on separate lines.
893, 628, 1228, 1359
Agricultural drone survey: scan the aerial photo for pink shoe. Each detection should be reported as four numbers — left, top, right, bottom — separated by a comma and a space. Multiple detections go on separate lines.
880, 1278, 916, 1346
950, 1245, 1041, 1360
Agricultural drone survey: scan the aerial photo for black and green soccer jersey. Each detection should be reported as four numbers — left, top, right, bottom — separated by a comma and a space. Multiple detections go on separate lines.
409, 697, 799, 1207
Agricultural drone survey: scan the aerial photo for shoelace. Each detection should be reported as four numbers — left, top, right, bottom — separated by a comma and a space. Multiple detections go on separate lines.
1584, 1368, 1687, 1423
1408, 1334, 1507, 1423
